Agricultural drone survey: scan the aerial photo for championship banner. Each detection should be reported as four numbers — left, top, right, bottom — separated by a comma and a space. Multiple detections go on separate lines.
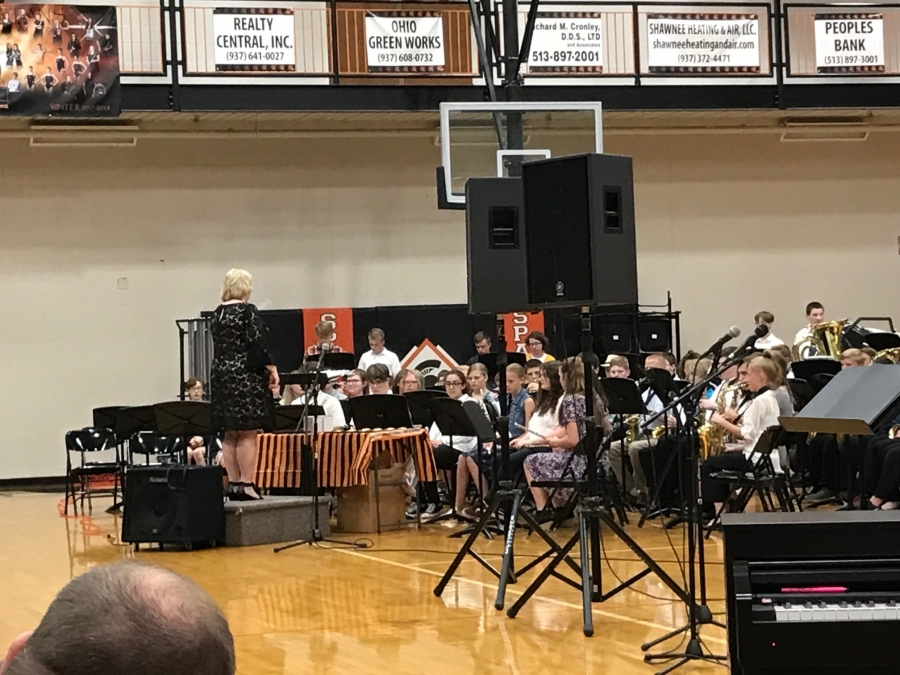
504, 311, 545, 354
302, 308, 354, 353
646, 13, 760, 74
814, 14, 884, 74
527, 12, 603, 74
0, 5, 119, 116
213, 8, 295, 72
364, 12, 444, 73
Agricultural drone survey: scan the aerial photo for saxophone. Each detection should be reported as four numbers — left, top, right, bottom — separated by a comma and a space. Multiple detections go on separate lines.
698, 379, 745, 459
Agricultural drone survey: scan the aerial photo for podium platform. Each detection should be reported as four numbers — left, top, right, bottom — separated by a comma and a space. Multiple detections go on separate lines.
223, 495, 333, 547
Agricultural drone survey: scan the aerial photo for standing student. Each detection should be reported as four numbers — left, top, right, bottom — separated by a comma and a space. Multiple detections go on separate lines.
467, 331, 493, 365
753, 311, 785, 349
210, 269, 279, 501
525, 331, 554, 363
357, 328, 401, 376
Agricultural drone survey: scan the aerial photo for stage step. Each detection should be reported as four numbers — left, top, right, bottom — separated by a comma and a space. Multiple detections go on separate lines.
224, 495, 332, 547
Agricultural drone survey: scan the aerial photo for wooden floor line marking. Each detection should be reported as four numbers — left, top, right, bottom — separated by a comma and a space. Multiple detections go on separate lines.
332, 547, 727, 645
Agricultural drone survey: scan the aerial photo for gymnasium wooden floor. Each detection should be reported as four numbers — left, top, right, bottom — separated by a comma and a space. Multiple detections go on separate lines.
0, 492, 730, 675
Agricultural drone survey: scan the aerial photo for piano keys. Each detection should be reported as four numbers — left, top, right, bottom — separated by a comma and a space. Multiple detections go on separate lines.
724, 510, 900, 675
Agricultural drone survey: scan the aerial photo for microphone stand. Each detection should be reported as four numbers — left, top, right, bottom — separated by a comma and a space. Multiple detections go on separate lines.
275, 347, 366, 552
639, 351, 747, 673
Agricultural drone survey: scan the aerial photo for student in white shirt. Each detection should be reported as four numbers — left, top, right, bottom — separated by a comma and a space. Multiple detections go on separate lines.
701, 354, 783, 515
753, 310, 785, 349
793, 301, 825, 359
357, 328, 401, 376
6, 73, 19, 92
281, 367, 346, 428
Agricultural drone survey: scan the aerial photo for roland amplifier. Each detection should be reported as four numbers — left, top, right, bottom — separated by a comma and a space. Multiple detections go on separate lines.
122, 465, 225, 549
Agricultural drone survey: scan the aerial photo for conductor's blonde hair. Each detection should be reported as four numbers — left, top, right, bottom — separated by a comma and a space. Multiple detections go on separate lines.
221, 268, 253, 302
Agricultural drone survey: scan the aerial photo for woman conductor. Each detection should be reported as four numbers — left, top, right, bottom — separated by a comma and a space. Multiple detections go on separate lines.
211, 269, 279, 500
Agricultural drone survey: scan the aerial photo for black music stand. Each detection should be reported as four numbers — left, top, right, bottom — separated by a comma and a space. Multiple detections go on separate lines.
275, 350, 367, 553
865, 332, 900, 352
152, 401, 214, 438
340, 400, 353, 424
601, 377, 646, 512
477, 352, 527, 382
304, 352, 356, 370
792, 359, 841, 382
405, 390, 447, 428
93, 406, 124, 431
114, 406, 156, 443
272, 404, 326, 494
348, 395, 413, 430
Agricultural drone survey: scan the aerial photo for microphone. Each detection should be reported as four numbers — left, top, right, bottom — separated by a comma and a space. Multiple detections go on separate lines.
704, 326, 741, 357
733, 324, 770, 356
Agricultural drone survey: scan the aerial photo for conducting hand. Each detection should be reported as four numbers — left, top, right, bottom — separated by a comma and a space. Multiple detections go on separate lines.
267, 366, 280, 392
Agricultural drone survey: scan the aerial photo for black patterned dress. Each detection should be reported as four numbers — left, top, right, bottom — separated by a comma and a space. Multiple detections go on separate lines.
210, 302, 275, 432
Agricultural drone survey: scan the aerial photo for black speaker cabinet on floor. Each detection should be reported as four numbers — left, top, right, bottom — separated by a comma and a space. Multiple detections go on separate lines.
465, 177, 528, 314
522, 153, 638, 308
122, 465, 225, 550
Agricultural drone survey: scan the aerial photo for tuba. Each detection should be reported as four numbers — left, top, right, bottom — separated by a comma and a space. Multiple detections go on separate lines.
792, 319, 846, 361
875, 347, 900, 364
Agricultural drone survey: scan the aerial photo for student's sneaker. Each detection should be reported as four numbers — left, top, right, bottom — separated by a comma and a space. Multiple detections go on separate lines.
405, 503, 420, 519
420, 503, 447, 521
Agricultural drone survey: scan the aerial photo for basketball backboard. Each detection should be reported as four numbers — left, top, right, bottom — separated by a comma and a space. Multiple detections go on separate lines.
438, 101, 603, 208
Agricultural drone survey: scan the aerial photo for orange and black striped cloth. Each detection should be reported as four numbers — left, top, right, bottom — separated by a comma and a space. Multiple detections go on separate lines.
255, 429, 437, 491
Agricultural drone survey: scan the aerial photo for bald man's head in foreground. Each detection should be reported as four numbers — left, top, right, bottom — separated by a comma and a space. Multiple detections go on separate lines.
1, 561, 234, 675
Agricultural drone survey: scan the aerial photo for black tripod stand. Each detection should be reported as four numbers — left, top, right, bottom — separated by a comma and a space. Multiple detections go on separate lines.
275, 352, 366, 553
639, 352, 745, 673
434, 315, 564, 608
506, 309, 692, 636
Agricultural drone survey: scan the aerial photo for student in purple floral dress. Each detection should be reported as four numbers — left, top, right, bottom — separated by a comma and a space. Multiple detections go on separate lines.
523, 356, 612, 510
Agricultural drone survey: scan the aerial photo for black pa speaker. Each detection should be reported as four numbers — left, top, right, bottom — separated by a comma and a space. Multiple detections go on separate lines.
522, 153, 638, 308
122, 465, 225, 548
465, 177, 528, 314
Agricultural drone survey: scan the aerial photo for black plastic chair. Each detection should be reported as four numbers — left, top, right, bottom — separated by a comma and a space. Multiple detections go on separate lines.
128, 431, 186, 466
64, 428, 120, 515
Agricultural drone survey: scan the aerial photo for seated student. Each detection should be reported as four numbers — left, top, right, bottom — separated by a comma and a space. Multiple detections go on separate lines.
523, 357, 611, 511
364, 363, 392, 395
394, 368, 423, 394
701, 354, 783, 518
840, 348, 870, 369
407, 369, 474, 520
453, 363, 500, 516
609, 352, 680, 504
525, 331, 554, 363
604, 355, 630, 379
184, 377, 205, 401
509, 361, 563, 481
505, 363, 535, 439
1, 561, 235, 675
524, 359, 543, 396
305, 320, 344, 357
281, 365, 347, 428
337, 368, 368, 399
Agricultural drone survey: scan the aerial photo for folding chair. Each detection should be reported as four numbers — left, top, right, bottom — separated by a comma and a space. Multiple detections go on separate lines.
64, 428, 120, 515
128, 431, 187, 466
705, 426, 795, 537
